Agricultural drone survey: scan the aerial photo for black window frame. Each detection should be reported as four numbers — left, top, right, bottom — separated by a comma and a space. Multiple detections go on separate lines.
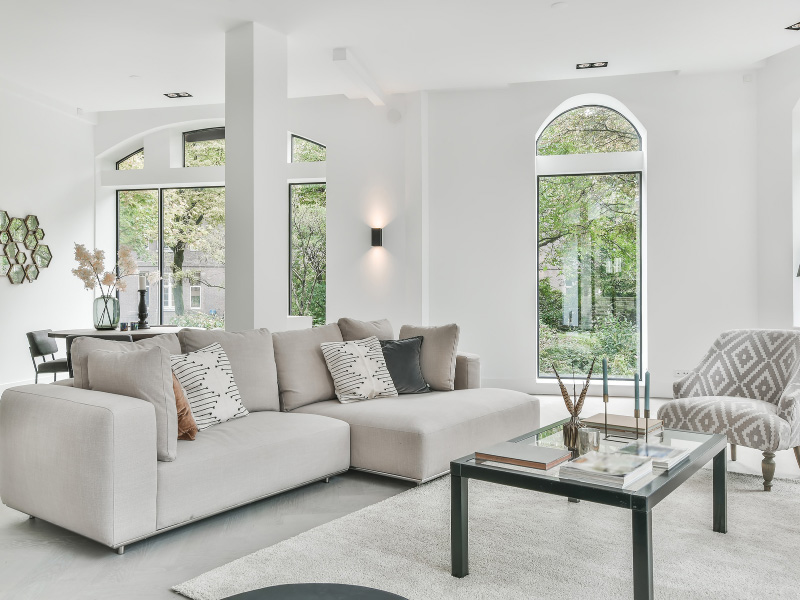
536, 170, 643, 382
116, 148, 144, 170
183, 127, 226, 168
116, 185, 225, 325
290, 134, 327, 163
288, 181, 327, 322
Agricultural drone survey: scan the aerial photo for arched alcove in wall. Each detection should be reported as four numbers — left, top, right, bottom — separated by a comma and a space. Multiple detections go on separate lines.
534, 94, 647, 383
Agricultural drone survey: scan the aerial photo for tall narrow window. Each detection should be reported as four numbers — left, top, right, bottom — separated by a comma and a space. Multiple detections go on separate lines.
162, 187, 225, 328
116, 148, 144, 170
537, 105, 643, 381
117, 189, 159, 324
290, 183, 326, 325
184, 127, 225, 167
291, 135, 326, 162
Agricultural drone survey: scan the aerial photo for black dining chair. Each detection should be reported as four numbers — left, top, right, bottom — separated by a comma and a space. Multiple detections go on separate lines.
65, 334, 134, 378
26, 330, 70, 383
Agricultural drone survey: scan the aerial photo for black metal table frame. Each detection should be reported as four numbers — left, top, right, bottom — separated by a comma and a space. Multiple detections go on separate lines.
450, 421, 727, 600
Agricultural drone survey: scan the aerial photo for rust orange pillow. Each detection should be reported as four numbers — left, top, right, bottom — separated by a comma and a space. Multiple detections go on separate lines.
173, 373, 198, 441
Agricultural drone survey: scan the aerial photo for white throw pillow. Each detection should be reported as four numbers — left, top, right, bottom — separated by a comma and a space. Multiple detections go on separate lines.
320, 336, 398, 403
170, 342, 249, 430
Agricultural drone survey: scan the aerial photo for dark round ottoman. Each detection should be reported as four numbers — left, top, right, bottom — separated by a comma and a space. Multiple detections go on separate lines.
223, 583, 408, 599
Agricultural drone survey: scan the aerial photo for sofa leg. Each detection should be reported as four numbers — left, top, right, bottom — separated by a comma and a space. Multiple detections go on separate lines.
730, 444, 737, 461
324, 477, 330, 483
28, 515, 34, 520
115, 546, 125, 555
762, 452, 776, 491
794, 447, 800, 470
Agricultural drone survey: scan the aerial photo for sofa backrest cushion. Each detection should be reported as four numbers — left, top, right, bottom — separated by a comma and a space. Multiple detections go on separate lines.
71, 334, 182, 390
338, 317, 394, 341
178, 328, 279, 412
88, 345, 178, 461
273, 323, 343, 411
399, 324, 460, 391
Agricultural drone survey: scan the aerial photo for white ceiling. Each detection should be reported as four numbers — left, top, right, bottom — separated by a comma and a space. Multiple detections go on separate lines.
2, 0, 799, 112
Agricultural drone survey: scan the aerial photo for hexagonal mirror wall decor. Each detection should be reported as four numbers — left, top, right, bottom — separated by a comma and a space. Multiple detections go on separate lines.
7, 264, 25, 285
26, 264, 39, 282
0, 212, 51, 284
25, 215, 39, 231
33, 244, 52, 269
8, 218, 26, 243
4, 242, 18, 261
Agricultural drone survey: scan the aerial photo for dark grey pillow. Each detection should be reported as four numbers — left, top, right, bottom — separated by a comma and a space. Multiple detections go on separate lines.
380, 337, 430, 395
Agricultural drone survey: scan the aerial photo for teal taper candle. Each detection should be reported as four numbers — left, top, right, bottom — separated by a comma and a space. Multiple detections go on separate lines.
634, 372, 640, 412
602, 358, 608, 396
644, 371, 650, 411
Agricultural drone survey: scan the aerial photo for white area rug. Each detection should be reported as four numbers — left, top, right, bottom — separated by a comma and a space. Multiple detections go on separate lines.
173, 471, 799, 600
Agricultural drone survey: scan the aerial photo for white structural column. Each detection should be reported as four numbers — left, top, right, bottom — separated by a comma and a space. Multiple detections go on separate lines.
225, 22, 288, 331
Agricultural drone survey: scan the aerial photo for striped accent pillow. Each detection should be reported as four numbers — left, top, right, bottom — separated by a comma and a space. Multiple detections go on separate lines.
170, 342, 249, 430
320, 336, 398, 403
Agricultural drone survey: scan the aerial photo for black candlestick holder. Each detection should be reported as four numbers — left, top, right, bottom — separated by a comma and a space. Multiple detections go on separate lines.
137, 289, 150, 330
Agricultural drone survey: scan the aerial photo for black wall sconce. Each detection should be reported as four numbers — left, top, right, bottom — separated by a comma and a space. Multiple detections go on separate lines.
371, 228, 383, 247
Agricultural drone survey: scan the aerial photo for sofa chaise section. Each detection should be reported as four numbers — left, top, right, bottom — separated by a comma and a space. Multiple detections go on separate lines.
294, 388, 540, 482
155, 411, 349, 530
0, 384, 157, 549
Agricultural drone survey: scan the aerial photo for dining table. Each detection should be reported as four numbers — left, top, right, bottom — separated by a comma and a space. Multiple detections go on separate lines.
48, 326, 183, 341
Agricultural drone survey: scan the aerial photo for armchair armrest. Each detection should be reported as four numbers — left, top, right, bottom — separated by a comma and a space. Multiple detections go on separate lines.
454, 352, 481, 390
0, 385, 157, 548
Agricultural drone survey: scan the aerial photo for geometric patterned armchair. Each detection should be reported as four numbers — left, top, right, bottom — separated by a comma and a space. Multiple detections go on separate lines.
658, 329, 800, 491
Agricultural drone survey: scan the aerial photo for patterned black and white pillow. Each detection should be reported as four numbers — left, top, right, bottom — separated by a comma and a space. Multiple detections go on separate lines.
320, 336, 398, 403
170, 342, 249, 430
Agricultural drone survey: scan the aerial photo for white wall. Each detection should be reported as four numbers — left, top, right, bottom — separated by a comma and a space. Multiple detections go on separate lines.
426, 71, 759, 398
0, 88, 95, 387
754, 45, 800, 329
86, 69, 765, 399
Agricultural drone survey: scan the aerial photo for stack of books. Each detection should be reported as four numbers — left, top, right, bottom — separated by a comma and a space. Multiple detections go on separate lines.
582, 413, 663, 437
559, 451, 653, 488
475, 442, 573, 471
618, 441, 691, 471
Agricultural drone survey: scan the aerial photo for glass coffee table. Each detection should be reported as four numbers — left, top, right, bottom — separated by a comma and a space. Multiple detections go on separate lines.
450, 419, 727, 600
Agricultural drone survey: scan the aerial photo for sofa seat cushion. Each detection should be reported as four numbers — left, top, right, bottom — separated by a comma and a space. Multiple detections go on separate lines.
294, 388, 540, 482
658, 396, 793, 452
156, 412, 350, 529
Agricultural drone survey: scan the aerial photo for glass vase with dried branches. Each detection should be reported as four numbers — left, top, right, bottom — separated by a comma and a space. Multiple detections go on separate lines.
553, 358, 596, 450
71, 244, 138, 330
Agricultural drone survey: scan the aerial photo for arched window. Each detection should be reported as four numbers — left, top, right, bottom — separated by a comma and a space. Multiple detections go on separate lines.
116, 148, 143, 170
291, 134, 326, 162
536, 103, 644, 382
184, 127, 225, 167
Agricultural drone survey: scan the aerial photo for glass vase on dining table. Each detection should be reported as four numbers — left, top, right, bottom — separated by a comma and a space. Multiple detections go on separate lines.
93, 295, 120, 330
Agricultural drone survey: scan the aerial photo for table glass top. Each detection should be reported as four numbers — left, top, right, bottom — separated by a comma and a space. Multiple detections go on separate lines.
465, 418, 720, 494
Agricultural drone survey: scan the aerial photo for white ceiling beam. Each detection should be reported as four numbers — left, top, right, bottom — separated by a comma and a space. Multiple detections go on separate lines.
332, 47, 387, 106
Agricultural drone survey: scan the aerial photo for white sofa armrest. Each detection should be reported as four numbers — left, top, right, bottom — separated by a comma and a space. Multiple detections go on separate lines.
0, 384, 157, 548
454, 352, 481, 390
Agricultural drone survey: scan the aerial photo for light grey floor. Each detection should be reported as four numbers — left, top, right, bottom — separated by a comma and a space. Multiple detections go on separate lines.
1, 394, 797, 600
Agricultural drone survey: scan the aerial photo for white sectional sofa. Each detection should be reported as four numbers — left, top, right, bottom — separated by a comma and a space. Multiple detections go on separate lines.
0, 323, 540, 553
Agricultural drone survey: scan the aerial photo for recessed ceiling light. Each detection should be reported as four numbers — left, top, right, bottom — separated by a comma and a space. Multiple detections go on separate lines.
786, 22, 800, 30
163, 92, 192, 98
577, 62, 607, 69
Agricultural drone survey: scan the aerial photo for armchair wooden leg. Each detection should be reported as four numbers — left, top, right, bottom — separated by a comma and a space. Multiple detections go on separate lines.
794, 447, 800, 470
730, 444, 737, 461
762, 452, 776, 491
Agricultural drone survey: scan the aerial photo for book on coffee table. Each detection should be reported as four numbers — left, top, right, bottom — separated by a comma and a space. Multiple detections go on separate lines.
559, 451, 653, 488
475, 442, 573, 471
582, 413, 663, 436
618, 441, 691, 471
